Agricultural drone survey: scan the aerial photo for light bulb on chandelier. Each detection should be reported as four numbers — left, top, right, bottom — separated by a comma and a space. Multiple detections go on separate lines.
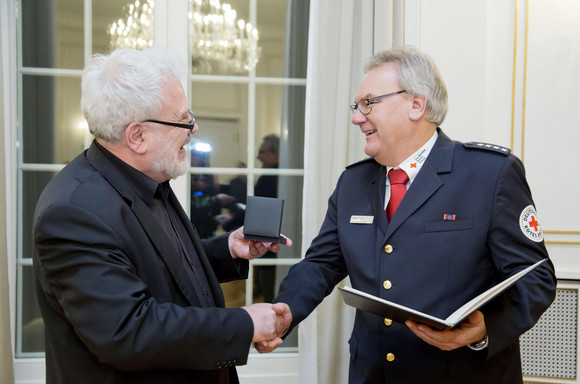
108, 0, 261, 74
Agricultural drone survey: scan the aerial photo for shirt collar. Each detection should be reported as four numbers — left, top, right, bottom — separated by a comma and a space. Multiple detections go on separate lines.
386, 130, 438, 185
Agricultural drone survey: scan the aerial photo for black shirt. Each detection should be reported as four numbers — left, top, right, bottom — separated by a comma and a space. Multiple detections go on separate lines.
95, 141, 215, 307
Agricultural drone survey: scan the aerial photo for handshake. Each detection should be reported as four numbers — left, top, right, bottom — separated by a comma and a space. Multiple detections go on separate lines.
242, 302, 292, 354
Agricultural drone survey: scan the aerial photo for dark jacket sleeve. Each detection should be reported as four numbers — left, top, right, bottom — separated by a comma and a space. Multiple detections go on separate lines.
481, 154, 556, 357
274, 174, 349, 332
201, 233, 249, 283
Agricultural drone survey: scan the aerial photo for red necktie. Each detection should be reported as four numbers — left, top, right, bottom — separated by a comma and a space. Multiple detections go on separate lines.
386, 169, 409, 222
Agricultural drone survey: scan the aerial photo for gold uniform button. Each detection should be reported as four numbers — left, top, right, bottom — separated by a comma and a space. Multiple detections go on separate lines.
384, 244, 393, 253
386, 353, 395, 362
383, 280, 392, 290
384, 318, 392, 326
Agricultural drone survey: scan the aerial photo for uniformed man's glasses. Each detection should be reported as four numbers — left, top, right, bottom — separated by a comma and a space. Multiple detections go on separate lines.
350, 90, 407, 115
144, 111, 196, 133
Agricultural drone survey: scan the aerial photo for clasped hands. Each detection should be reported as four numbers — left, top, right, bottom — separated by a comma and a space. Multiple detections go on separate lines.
242, 302, 292, 353
229, 226, 293, 352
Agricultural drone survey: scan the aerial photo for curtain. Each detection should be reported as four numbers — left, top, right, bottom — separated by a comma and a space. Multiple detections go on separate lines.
0, 0, 16, 381
300, 1, 375, 383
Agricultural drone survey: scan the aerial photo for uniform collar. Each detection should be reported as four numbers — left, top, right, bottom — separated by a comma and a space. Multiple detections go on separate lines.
386, 130, 439, 185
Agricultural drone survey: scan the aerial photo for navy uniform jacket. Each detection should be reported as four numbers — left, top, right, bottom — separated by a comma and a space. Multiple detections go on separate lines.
33, 142, 254, 383
275, 130, 556, 383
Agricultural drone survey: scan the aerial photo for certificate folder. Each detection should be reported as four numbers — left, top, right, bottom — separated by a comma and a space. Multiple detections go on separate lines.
339, 258, 547, 330
243, 196, 287, 244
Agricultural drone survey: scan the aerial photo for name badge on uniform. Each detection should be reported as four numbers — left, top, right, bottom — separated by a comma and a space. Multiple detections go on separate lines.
350, 215, 374, 224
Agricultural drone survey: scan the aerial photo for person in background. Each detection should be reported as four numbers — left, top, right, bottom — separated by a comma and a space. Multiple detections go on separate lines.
33, 47, 292, 384
255, 134, 279, 198
259, 46, 556, 384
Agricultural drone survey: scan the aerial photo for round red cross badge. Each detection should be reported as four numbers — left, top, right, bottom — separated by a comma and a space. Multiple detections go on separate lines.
519, 205, 543, 242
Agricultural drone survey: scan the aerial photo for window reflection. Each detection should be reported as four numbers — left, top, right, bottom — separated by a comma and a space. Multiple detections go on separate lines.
23, 76, 84, 164
189, 148, 243, 239
258, 174, 303, 259
255, 0, 286, 78
21, 267, 45, 354
189, 168, 302, 259
190, 0, 258, 75
256, 0, 309, 78
255, 134, 279, 197
190, 168, 247, 240
190, 82, 249, 169
21, 0, 84, 69
94, 0, 148, 54
189, 83, 305, 170
19, 172, 54, 355
256, 84, 305, 169
22, 172, 59, 262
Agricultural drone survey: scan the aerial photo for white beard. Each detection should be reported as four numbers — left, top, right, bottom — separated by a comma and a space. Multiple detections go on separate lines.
152, 140, 189, 180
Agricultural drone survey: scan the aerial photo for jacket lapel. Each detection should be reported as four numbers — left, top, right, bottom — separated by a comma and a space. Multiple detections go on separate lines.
131, 198, 204, 306
368, 164, 388, 237
385, 129, 455, 238
85, 143, 203, 307
168, 191, 226, 307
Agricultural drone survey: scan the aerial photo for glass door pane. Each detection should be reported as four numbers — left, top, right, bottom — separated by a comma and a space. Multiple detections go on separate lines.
21, 0, 84, 69
93, 0, 154, 54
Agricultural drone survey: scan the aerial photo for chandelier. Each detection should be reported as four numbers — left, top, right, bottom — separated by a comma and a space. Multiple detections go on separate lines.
108, 0, 261, 74
108, 0, 154, 51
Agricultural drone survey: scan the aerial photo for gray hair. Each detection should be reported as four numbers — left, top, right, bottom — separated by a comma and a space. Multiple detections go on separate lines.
262, 134, 279, 154
364, 47, 448, 126
80, 47, 187, 143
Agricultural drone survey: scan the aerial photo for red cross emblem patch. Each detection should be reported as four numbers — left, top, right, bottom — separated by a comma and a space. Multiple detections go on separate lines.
519, 205, 543, 242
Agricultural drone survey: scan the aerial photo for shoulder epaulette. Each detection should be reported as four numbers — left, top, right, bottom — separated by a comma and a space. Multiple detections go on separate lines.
463, 142, 511, 156
346, 157, 375, 169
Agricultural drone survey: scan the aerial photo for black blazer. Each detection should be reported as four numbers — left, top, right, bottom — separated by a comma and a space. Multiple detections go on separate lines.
275, 130, 556, 384
33, 142, 253, 383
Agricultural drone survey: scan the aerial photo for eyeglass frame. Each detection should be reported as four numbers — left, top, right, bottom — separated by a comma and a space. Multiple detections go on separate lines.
350, 90, 407, 115
144, 110, 196, 133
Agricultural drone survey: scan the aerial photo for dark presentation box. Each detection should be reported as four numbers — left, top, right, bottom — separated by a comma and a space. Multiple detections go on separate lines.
243, 196, 287, 244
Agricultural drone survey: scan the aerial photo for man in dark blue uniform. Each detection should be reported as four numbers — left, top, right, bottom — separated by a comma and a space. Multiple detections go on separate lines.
258, 47, 556, 383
